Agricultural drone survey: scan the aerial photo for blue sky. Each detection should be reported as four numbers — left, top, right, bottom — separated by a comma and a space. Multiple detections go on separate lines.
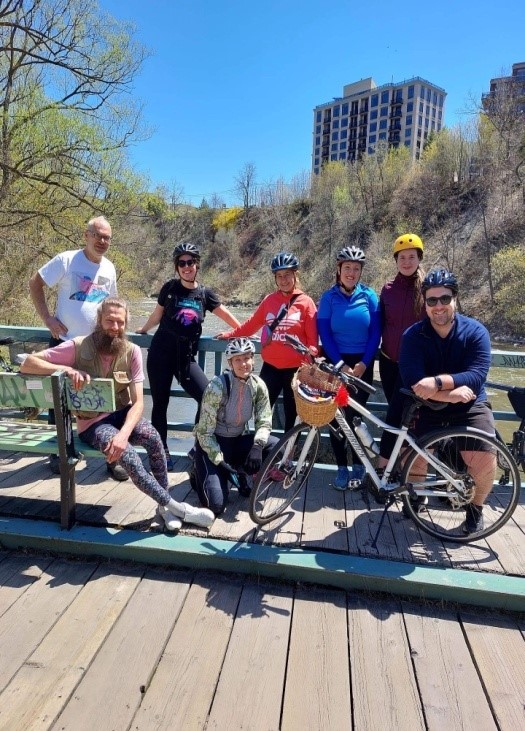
102, 0, 525, 206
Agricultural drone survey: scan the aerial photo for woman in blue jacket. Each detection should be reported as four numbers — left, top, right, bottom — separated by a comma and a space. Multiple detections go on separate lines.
317, 246, 381, 490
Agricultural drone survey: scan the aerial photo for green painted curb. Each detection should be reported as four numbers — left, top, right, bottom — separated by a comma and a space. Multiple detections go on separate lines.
1, 516, 524, 612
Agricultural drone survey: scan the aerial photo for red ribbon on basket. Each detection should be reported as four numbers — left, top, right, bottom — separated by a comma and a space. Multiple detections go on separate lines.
334, 384, 350, 407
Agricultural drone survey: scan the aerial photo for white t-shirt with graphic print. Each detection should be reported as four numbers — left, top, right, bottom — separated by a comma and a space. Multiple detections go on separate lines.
38, 249, 117, 339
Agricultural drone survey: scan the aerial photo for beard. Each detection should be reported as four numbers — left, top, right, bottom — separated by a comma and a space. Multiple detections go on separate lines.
92, 326, 128, 356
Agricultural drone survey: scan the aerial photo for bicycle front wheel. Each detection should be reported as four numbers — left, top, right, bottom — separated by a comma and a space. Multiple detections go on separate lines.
401, 428, 521, 543
249, 423, 320, 525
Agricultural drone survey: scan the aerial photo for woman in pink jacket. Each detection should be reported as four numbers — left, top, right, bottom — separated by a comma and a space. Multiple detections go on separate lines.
217, 252, 318, 432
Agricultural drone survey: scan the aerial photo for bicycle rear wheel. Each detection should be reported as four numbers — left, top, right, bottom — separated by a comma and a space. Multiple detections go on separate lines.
401, 428, 521, 543
249, 423, 320, 525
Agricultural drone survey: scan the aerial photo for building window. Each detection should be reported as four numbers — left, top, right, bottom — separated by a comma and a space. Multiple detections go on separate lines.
333, 104, 340, 117
404, 140, 411, 147
380, 106, 388, 117
419, 101, 424, 113
394, 89, 403, 103
371, 94, 378, 107
418, 115, 423, 126
405, 128, 411, 138
331, 143, 337, 151
340, 117, 348, 127
316, 111, 322, 123
339, 153, 346, 160
425, 118, 429, 128
333, 119, 339, 129
342, 102, 349, 115
331, 153, 338, 160
351, 101, 358, 114
407, 101, 413, 113
379, 119, 387, 129
316, 125, 321, 134
370, 109, 378, 120
370, 122, 377, 132
369, 134, 376, 143
314, 166, 319, 174
408, 85, 414, 99
314, 157, 319, 165
381, 90, 389, 104
332, 131, 339, 141
339, 141, 347, 150
379, 132, 387, 140
315, 136, 320, 145
340, 129, 347, 139
426, 88, 431, 101
406, 115, 412, 126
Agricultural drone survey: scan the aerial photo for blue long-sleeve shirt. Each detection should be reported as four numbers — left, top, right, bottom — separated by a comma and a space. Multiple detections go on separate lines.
399, 314, 491, 415
317, 283, 381, 366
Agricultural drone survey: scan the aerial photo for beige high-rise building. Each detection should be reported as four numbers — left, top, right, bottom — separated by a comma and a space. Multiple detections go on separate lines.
312, 76, 446, 173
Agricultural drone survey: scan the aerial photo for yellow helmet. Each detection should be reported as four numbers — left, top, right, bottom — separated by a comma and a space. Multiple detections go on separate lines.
393, 233, 424, 256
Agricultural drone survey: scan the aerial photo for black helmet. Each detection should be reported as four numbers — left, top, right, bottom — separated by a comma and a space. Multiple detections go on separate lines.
172, 242, 200, 260
270, 252, 299, 272
337, 246, 366, 263
422, 268, 459, 294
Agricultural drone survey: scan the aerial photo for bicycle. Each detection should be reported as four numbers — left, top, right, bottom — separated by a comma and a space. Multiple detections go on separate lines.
487, 380, 525, 473
249, 335, 521, 544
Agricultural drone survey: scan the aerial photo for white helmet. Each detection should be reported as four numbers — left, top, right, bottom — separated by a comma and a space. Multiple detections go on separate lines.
337, 246, 366, 263
225, 337, 255, 359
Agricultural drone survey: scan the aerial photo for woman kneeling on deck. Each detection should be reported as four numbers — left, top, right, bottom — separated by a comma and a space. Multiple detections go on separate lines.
193, 337, 278, 515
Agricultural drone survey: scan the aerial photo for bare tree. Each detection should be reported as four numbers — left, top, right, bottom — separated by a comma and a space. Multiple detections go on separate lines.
234, 162, 257, 215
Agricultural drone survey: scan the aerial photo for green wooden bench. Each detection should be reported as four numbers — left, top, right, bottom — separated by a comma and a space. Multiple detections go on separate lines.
0, 372, 115, 529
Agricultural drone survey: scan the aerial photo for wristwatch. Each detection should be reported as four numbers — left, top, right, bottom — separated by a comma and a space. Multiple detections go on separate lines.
434, 376, 443, 391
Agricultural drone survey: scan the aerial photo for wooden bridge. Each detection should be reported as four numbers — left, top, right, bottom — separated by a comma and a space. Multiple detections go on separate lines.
0, 325, 524, 729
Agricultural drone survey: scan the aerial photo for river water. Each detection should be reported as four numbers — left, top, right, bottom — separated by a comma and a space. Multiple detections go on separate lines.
130, 298, 524, 448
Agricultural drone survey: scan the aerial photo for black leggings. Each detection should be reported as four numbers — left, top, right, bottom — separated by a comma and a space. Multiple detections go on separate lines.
259, 362, 298, 433
147, 335, 209, 448
329, 353, 374, 468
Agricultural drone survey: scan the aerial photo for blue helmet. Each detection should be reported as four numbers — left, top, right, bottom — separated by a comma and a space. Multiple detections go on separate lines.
422, 268, 459, 294
270, 252, 299, 272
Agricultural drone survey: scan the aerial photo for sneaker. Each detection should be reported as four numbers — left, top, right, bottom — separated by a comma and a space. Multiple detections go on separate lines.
106, 462, 129, 481
463, 503, 484, 534
165, 449, 174, 471
351, 464, 366, 481
49, 454, 61, 475
158, 505, 182, 532
237, 473, 252, 497
333, 466, 350, 491
181, 503, 215, 529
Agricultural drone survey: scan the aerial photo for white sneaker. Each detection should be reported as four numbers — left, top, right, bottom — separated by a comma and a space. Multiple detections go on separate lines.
181, 503, 215, 528
158, 505, 182, 532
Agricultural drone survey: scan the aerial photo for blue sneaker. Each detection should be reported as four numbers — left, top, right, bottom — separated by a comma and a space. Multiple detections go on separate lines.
351, 464, 366, 481
333, 466, 350, 491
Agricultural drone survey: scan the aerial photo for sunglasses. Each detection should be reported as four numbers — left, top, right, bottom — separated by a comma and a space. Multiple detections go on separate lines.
425, 295, 453, 307
177, 258, 196, 267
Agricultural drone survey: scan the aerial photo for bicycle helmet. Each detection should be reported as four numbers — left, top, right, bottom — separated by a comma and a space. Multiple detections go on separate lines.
393, 233, 424, 256
270, 252, 299, 272
172, 242, 200, 261
225, 337, 256, 359
422, 268, 459, 294
336, 246, 366, 263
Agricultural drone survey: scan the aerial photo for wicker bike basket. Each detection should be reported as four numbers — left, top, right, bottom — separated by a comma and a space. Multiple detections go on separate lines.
292, 364, 340, 427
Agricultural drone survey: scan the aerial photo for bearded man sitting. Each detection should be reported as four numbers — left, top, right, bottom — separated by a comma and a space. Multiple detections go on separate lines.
20, 297, 214, 532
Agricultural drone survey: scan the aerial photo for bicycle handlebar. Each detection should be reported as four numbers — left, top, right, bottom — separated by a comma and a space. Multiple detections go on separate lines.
284, 333, 376, 396
487, 380, 525, 394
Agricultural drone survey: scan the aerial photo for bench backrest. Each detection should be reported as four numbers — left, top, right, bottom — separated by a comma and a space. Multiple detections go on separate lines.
0, 372, 115, 413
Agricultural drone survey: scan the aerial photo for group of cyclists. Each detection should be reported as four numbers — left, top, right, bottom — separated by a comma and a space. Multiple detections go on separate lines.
29, 219, 495, 535
137, 234, 495, 535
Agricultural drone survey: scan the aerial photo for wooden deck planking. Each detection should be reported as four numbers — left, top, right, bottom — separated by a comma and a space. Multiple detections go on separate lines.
402, 602, 498, 730
205, 579, 293, 730
0, 563, 143, 731
301, 471, 349, 553
50, 567, 189, 731
460, 611, 525, 729
347, 596, 425, 730
134, 573, 241, 730
0, 551, 524, 729
281, 585, 351, 730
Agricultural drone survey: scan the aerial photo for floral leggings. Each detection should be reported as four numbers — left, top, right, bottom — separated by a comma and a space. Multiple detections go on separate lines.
79, 408, 171, 506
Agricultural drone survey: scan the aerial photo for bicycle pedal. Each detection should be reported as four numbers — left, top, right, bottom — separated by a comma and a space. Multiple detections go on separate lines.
348, 478, 362, 489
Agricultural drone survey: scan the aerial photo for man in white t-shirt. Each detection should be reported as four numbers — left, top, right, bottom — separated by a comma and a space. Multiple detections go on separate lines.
29, 216, 125, 479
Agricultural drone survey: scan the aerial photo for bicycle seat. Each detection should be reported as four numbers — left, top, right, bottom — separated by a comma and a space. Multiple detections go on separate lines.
399, 388, 447, 411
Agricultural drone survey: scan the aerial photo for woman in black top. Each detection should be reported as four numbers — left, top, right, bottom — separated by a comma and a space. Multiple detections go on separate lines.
136, 243, 240, 469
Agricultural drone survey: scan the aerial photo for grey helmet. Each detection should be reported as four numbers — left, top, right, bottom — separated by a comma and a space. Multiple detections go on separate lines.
422, 268, 459, 294
336, 246, 366, 263
172, 242, 200, 261
270, 252, 299, 272
225, 337, 256, 359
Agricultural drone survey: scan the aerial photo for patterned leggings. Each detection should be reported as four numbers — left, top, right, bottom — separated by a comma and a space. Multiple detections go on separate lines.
79, 414, 171, 506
